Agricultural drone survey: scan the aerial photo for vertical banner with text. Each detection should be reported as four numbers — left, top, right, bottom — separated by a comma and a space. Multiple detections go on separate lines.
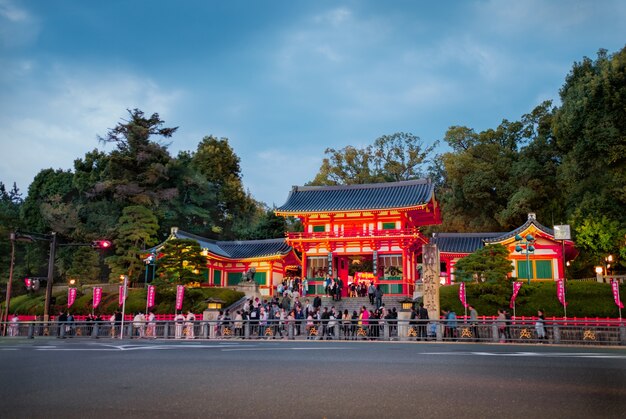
147, 285, 156, 309
557, 280, 568, 307
611, 280, 624, 309
176, 285, 185, 311
68, 287, 77, 308
93, 287, 102, 309
458, 282, 468, 308
509, 282, 522, 309
119, 285, 126, 306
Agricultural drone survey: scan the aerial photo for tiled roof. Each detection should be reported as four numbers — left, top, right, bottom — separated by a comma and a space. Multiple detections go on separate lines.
483, 216, 554, 243
276, 179, 434, 213
430, 232, 503, 254
432, 215, 559, 254
215, 239, 293, 259
151, 229, 293, 260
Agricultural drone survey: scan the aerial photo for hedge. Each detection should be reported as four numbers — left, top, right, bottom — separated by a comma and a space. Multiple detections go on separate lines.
4, 286, 244, 316
440, 281, 625, 318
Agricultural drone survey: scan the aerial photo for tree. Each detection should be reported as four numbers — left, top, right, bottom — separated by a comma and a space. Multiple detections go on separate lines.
97, 109, 179, 207
372, 132, 438, 182
310, 145, 380, 185
190, 136, 258, 239
453, 244, 513, 283
309, 132, 436, 186
155, 239, 206, 285
234, 206, 288, 240
65, 246, 102, 285
573, 214, 625, 272
0, 181, 23, 287
106, 205, 160, 283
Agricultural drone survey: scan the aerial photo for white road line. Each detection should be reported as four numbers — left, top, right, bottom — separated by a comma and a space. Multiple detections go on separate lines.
420, 351, 626, 359
222, 347, 351, 351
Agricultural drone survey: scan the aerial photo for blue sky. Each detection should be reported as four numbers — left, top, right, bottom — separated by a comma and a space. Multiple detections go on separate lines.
1, 0, 625, 207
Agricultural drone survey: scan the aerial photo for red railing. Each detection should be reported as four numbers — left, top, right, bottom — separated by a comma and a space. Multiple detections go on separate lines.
287, 228, 424, 241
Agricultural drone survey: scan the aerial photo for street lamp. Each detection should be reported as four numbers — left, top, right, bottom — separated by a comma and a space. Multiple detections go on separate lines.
144, 253, 156, 288
605, 255, 613, 277
515, 234, 535, 285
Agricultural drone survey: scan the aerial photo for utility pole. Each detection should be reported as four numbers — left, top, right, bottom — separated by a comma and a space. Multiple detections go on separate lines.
2, 233, 16, 336
44, 232, 57, 322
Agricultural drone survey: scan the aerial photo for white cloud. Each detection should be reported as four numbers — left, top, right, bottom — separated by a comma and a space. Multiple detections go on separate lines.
0, 65, 184, 192
474, 0, 626, 36
0, 0, 30, 22
313, 7, 352, 26
0, 0, 39, 47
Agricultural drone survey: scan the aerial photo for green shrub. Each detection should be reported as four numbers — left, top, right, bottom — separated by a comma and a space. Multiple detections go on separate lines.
440, 281, 624, 318
5, 287, 244, 316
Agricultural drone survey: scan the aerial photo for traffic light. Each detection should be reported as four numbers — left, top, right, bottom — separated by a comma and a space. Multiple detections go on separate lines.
91, 240, 112, 249
24, 278, 32, 289
32, 279, 40, 291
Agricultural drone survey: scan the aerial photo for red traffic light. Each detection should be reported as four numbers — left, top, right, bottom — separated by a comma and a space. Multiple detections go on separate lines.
92, 240, 112, 249
24, 278, 32, 288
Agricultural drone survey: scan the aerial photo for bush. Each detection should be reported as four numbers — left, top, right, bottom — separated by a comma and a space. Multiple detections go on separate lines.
6, 287, 245, 316
440, 281, 625, 318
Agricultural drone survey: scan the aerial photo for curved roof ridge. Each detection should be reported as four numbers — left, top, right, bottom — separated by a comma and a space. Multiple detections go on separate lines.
292, 178, 430, 193
277, 179, 435, 213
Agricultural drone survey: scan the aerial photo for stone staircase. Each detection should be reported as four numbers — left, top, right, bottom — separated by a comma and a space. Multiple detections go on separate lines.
310, 296, 404, 315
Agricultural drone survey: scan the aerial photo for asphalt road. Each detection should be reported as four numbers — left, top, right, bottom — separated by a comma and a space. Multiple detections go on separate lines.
1, 338, 625, 419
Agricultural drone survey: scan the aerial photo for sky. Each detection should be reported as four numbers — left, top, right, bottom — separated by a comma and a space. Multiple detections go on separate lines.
1, 0, 625, 207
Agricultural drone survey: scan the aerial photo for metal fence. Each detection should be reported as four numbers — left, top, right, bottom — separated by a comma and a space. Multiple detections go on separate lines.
2, 318, 625, 346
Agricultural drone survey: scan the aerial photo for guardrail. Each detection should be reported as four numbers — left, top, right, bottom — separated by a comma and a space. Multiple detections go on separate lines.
2, 319, 625, 346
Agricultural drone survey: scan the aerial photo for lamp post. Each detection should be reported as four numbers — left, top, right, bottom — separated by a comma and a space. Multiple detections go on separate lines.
515, 234, 535, 285
144, 253, 156, 288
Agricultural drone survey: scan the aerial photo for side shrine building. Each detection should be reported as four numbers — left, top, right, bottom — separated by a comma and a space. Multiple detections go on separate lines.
153, 179, 576, 297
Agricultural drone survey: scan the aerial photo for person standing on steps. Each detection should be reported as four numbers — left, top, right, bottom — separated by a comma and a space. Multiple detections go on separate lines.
374, 285, 384, 309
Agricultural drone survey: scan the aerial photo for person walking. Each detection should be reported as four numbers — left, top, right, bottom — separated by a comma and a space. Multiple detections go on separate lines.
174, 312, 185, 339
497, 309, 507, 343
418, 303, 429, 341
368, 282, 376, 305
8, 313, 19, 337
468, 304, 479, 341
535, 309, 546, 342
185, 310, 196, 339
146, 311, 156, 338
133, 311, 145, 338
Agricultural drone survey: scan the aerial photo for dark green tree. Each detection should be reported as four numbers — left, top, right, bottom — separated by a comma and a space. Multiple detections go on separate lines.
97, 108, 179, 207
453, 244, 513, 283
106, 205, 160, 283
190, 136, 258, 239
155, 239, 206, 285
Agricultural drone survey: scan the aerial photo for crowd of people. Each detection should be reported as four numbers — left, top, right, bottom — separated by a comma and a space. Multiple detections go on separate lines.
276, 277, 388, 303
214, 295, 399, 339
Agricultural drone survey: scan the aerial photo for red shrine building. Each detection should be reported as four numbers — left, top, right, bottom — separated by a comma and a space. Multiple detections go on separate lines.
155, 180, 576, 296
152, 228, 301, 296
275, 179, 442, 296
431, 213, 577, 285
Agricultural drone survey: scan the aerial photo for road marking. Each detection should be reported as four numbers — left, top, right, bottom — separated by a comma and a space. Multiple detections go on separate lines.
420, 351, 626, 359
222, 347, 351, 352
33, 343, 245, 351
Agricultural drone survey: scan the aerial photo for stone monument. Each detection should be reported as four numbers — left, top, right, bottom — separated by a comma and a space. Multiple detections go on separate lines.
422, 243, 440, 320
